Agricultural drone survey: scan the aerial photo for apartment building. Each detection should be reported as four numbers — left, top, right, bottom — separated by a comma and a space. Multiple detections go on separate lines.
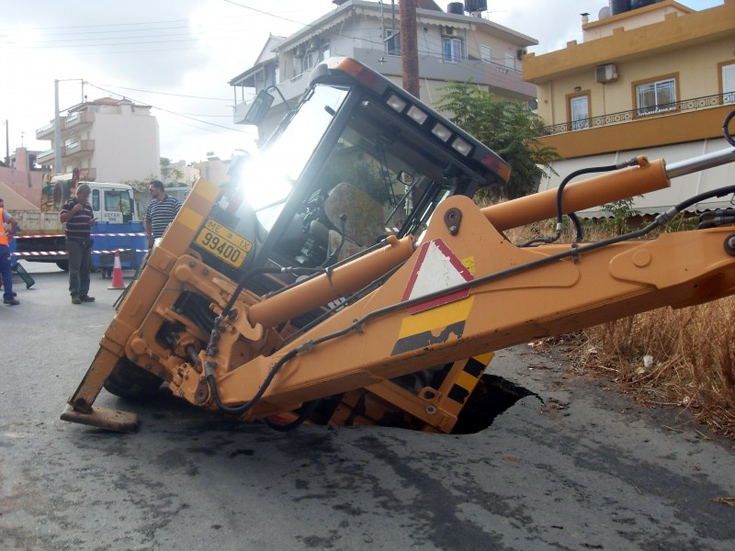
230, 0, 538, 140
35, 97, 160, 183
524, 0, 735, 215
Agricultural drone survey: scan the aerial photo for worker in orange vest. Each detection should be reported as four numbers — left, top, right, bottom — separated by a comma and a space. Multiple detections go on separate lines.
0, 197, 20, 305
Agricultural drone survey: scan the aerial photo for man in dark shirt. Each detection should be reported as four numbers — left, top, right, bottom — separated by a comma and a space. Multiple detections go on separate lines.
145, 180, 181, 248
60, 183, 96, 305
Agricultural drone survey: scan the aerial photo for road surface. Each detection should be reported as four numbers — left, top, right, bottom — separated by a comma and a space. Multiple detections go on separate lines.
1, 264, 733, 550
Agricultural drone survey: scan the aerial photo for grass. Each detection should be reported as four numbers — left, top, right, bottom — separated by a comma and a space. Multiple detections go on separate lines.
502, 213, 735, 439
572, 299, 735, 439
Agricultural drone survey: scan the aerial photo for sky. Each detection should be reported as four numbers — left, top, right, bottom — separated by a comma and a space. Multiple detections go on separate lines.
0, 0, 724, 166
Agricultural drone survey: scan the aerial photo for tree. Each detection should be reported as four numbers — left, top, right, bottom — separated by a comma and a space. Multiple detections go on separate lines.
160, 157, 184, 185
436, 82, 561, 201
122, 174, 158, 192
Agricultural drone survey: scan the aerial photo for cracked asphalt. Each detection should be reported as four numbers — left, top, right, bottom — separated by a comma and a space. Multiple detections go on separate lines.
1, 266, 734, 550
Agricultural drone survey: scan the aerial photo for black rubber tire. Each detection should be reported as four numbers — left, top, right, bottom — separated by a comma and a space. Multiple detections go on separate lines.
56, 260, 69, 271
104, 358, 163, 400
53, 181, 71, 210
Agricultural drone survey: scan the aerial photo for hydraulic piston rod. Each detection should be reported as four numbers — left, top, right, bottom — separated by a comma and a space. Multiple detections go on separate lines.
482, 147, 735, 232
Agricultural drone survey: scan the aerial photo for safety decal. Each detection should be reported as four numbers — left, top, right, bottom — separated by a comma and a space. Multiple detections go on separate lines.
391, 239, 476, 356
402, 238, 473, 314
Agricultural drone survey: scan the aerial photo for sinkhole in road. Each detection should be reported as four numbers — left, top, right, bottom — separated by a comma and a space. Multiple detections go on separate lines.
451, 374, 540, 435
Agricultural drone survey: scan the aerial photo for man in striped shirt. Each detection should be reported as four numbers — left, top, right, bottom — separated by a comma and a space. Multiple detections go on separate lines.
145, 180, 181, 248
60, 183, 96, 305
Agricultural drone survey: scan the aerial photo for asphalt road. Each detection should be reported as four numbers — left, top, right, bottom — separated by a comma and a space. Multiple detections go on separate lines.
1, 263, 734, 551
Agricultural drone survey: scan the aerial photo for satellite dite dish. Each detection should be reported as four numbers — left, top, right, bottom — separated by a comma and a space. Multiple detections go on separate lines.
599, 6, 611, 18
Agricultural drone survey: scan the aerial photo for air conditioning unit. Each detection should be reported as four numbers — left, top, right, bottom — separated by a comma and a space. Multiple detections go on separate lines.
595, 63, 618, 83
442, 26, 456, 37
516, 48, 527, 60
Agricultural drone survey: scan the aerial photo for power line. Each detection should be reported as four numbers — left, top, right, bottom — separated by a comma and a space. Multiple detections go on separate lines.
96, 83, 231, 102
84, 82, 249, 135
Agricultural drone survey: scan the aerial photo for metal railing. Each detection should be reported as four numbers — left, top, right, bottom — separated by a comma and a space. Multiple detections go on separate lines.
540, 92, 734, 136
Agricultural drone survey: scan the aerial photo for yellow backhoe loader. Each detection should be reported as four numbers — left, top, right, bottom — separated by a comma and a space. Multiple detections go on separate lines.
61, 58, 735, 434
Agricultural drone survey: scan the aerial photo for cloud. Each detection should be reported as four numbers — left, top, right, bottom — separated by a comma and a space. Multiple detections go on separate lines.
0, 0, 722, 164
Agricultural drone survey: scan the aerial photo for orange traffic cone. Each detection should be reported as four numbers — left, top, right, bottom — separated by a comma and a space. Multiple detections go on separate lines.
108, 250, 126, 290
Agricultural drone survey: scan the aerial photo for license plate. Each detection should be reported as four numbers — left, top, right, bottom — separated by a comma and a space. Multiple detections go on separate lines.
195, 219, 253, 268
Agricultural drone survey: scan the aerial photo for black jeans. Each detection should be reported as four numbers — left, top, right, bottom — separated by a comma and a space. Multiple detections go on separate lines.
67, 237, 93, 298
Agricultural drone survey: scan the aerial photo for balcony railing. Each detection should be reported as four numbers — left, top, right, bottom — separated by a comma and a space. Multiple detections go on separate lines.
65, 111, 94, 128
35, 119, 65, 140
540, 93, 734, 136
36, 149, 55, 163
63, 139, 95, 158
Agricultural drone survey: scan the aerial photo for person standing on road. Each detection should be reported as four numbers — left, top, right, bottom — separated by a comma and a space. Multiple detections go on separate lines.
60, 184, 96, 305
145, 180, 181, 249
0, 198, 20, 306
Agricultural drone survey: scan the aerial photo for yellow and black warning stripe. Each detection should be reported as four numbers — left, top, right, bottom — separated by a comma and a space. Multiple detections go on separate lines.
446, 352, 493, 406
391, 297, 474, 356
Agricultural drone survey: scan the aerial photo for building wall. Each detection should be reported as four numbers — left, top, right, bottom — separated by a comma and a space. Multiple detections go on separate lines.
91, 109, 159, 182
522, 0, 735, 215
535, 36, 734, 131
0, 148, 47, 208
38, 101, 160, 184
582, 2, 691, 41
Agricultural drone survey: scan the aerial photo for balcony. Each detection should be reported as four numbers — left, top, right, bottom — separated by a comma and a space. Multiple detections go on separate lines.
540, 93, 732, 136
36, 149, 55, 164
36, 119, 65, 140
63, 139, 95, 160
65, 111, 94, 129
537, 93, 735, 159
232, 50, 536, 124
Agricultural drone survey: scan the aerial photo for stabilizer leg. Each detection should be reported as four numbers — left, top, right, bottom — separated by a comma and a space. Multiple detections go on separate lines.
61, 347, 139, 433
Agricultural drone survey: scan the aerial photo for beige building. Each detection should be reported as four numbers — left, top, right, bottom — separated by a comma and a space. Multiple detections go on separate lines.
230, 0, 537, 140
35, 97, 160, 184
524, 0, 735, 215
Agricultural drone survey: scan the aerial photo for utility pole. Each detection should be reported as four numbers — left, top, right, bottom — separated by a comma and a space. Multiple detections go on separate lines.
54, 79, 62, 174
400, 0, 420, 98
4, 120, 9, 167
53, 78, 84, 175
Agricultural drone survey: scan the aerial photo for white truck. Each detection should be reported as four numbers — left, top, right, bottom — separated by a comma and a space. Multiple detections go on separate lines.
12, 175, 146, 274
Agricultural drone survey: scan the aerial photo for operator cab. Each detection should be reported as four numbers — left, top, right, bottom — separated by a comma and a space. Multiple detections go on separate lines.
192, 58, 510, 325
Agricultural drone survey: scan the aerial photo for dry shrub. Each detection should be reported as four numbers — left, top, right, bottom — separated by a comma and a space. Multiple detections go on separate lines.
485, 205, 735, 437
575, 297, 735, 438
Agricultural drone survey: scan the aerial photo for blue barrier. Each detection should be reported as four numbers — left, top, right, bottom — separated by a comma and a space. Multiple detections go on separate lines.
91, 221, 147, 270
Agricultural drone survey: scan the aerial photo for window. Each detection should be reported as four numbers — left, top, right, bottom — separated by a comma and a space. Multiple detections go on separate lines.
387, 32, 401, 57
636, 77, 676, 115
504, 52, 515, 70
302, 51, 318, 71
443, 38, 462, 63
722, 62, 735, 105
480, 45, 492, 64
569, 94, 590, 131
567, 92, 590, 131
92, 189, 100, 212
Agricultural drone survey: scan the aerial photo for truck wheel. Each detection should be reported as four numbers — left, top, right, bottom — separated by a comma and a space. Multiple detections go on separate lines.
53, 182, 71, 210
104, 358, 163, 400
56, 261, 69, 271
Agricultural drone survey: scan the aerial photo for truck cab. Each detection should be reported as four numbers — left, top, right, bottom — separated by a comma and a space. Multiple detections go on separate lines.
48, 177, 137, 223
